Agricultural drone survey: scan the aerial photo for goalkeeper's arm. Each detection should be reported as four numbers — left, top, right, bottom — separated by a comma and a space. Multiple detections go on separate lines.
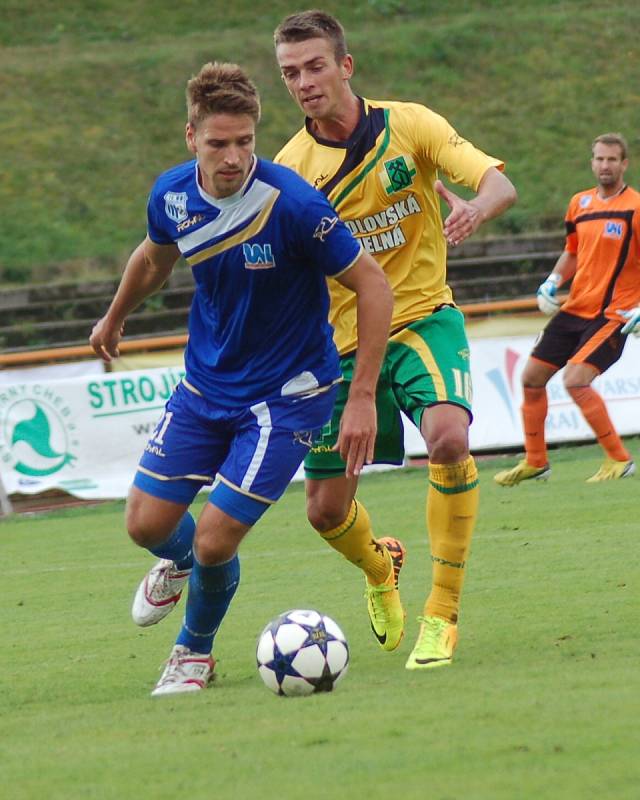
536, 250, 576, 315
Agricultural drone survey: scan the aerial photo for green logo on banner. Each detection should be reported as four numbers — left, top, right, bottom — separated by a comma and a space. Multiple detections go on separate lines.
0, 388, 78, 477
381, 155, 417, 194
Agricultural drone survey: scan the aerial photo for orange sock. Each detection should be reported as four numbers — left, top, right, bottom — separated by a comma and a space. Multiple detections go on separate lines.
522, 386, 548, 467
568, 385, 630, 461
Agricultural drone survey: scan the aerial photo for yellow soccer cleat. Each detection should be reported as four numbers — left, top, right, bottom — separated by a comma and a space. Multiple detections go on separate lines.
586, 458, 636, 483
493, 459, 551, 487
405, 615, 458, 670
365, 536, 406, 652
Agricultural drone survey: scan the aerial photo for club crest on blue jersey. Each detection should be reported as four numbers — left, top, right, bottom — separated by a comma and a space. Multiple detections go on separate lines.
313, 216, 339, 242
164, 191, 189, 223
604, 221, 623, 238
243, 242, 276, 269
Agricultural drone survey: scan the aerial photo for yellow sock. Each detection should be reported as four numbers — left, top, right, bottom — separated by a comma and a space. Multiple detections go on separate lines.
424, 455, 479, 624
320, 499, 391, 585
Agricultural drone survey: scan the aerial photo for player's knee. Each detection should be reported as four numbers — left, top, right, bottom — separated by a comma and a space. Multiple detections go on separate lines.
565, 382, 580, 397
563, 373, 596, 392
193, 519, 245, 565
521, 359, 554, 388
125, 497, 168, 549
306, 495, 350, 533
194, 536, 237, 566
125, 511, 161, 549
427, 428, 469, 464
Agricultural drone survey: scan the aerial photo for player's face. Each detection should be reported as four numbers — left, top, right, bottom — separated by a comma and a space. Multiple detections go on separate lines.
276, 37, 353, 121
591, 143, 628, 193
186, 113, 256, 198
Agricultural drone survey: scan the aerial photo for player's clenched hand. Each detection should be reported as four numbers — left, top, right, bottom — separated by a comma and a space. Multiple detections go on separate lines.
89, 316, 125, 362
436, 179, 483, 247
333, 394, 377, 478
619, 306, 640, 336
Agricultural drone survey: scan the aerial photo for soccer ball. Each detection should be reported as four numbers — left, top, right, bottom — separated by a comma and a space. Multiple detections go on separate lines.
256, 609, 349, 696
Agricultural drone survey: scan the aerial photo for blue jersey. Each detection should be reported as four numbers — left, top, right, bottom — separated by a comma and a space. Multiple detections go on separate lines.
147, 157, 361, 407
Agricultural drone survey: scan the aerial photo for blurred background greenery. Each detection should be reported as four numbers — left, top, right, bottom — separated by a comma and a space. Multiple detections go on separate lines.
2, 0, 639, 284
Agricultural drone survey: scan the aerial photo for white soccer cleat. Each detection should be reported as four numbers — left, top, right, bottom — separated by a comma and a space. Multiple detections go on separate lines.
131, 558, 191, 627
151, 645, 215, 697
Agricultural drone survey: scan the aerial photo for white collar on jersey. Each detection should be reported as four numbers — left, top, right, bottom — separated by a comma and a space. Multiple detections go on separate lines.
195, 155, 258, 209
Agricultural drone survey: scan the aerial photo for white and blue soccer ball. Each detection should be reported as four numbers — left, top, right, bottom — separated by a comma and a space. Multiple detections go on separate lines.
256, 609, 349, 696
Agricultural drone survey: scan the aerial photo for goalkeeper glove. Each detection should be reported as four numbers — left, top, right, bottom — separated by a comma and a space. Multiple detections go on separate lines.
536, 273, 561, 315
619, 307, 640, 336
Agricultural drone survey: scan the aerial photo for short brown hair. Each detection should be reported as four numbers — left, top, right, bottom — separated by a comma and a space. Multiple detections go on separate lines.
274, 9, 348, 62
592, 132, 628, 160
186, 62, 261, 127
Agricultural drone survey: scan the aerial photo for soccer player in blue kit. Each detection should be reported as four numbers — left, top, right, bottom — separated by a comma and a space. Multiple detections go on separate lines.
89, 62, 393, 696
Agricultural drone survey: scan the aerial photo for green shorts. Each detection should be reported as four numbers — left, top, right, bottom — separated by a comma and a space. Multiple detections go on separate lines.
304, 305, 473, 479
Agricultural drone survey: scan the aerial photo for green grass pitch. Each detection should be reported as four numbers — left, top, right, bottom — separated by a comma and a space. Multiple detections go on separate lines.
2, 442, 638, 800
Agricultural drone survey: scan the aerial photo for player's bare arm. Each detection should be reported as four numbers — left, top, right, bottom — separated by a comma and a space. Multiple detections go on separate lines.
333, 252, 393, 477
438, 167, 517, 247
90, 236, 180, 362
549, 249, 578, 285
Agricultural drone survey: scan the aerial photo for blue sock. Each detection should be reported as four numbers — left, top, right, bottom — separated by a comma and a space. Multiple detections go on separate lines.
149, 513, 195, 570
176, 554, 241, 654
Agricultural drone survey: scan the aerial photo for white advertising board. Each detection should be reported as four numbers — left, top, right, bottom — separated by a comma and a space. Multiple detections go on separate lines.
0, 335, 638, 499
0, 366, 185, 499
403, 334, 640, 456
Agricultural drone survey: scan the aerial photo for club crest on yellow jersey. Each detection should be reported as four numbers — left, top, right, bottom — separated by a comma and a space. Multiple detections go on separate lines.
379, 155, 417, 195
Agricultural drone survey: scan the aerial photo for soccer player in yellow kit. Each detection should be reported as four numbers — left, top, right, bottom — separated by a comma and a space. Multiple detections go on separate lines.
274, 10, 517, 669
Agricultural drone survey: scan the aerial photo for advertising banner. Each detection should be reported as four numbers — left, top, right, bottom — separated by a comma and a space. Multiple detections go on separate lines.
0, 366, 185, 499
402, 334, 640, 456
0, 335, 638, 499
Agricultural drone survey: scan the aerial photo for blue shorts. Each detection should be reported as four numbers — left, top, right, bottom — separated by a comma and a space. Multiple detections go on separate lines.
134, 381, 338, 526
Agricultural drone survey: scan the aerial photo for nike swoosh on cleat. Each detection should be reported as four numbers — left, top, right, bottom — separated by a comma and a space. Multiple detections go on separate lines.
370, 624, 387, 645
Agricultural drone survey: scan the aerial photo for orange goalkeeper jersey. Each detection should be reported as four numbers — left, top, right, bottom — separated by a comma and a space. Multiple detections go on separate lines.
562, 185, 640, 320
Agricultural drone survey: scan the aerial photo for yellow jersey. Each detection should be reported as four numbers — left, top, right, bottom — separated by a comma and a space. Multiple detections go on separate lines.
275, 97, 503, 355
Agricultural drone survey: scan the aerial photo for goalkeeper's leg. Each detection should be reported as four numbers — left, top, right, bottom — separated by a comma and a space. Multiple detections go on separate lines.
494, 356, 557, 486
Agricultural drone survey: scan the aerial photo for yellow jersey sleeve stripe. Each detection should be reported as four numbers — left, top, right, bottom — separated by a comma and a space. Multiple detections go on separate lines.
186, 189, 280, 266
331, 110, 391, 209
391, 327, 447, 401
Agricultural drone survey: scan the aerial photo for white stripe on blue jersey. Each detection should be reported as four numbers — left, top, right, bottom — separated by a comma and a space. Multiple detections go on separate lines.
146, 157, 361, 408
242, 401, 272, 492
177, 166, 280, 256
